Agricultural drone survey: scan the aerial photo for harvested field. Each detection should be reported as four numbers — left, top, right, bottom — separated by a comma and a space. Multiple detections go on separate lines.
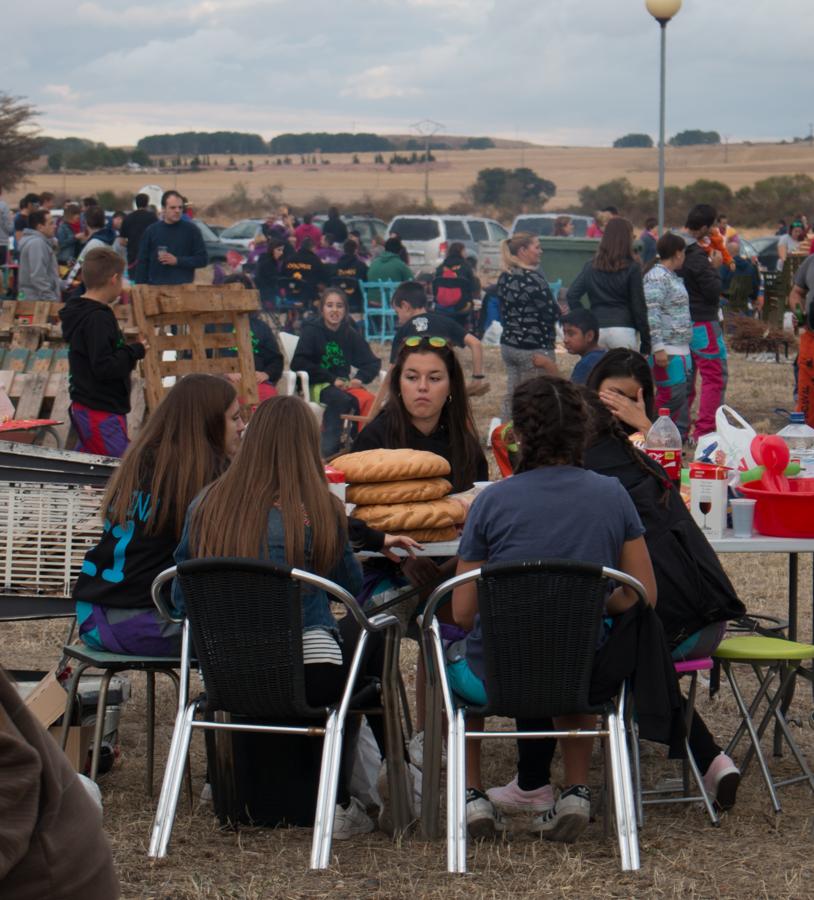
28, 141, 814, 219
4, 347, 814, 899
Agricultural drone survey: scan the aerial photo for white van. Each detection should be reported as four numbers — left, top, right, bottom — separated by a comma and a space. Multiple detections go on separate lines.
387, 215, 508, 273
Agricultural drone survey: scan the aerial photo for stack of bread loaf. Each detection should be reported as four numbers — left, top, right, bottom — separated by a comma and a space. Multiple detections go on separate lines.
332, 448, 466, 543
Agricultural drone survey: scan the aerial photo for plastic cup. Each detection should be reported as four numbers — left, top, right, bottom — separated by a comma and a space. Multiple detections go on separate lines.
731, 498, 757, 538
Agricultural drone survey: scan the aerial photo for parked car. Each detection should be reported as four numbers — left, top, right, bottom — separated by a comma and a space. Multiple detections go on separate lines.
747, 236, 780, 272
510, 213, 595, 238
310, 215, 388, 248
192, 219, 242, 263
218, 218, 265, 250
386, 215, 507, 272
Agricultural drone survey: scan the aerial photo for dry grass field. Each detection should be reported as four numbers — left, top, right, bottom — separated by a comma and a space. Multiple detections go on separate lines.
4, 345, 814, 899
29, 141, 814, 221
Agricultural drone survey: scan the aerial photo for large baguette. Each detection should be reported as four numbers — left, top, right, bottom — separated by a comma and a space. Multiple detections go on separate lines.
331, 448, 450, 483
352, 497, 467, 532
346, 477, 451, 505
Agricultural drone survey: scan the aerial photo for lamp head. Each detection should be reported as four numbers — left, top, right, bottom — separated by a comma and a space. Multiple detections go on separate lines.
645, 0, 681, 23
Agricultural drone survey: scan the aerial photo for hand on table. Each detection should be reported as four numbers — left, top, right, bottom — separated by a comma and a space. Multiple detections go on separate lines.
382, 533, 423, 562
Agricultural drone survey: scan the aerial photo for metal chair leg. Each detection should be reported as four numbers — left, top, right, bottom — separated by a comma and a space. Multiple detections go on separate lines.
149, 701, 196, 858
607, 701, 640, 872
146, 670, 155, 797
421, 625, 444, 840
89, 669, 114, 782
59, 661, 90, 752
453, 708, 468, 874
445, 711, 459, 873
311, 710, 340, 870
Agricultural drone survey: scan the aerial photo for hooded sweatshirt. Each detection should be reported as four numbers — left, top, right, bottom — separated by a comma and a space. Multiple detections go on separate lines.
59, 297, 145, 413
290, 319, 380, 385
677, 234, 722, 323
17, 228, 61, 300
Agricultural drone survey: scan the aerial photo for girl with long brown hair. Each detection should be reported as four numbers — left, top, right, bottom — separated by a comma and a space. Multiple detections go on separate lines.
566, 216, 650, 355
73, 374, 244, 656
174, 395, 383, 839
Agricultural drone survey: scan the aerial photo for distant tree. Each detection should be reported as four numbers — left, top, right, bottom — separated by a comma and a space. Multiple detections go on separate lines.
137, 131, 267, 155
669, 129, 721, 147
269, 132, 394, 154
0, 94, 42, 188
462, 137, 495, 150
190, 155, 201, 170
471, 167, 556, 209
577, 178, 638, 215
247, 159, 254, 172
227, 156, 237, 170
613, 133, 653, 148
352, 154, 360, 164
47, 153, 62, 172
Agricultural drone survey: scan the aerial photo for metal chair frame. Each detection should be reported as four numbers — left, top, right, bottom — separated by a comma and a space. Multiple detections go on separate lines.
419, 561, 644, 874
59, 645, 180, 790
629, 658, 719, 827
147, 560, 411, 869
719, 656, 814, 813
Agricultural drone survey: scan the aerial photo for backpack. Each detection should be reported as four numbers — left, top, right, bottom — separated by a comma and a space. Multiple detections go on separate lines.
434, 265, 464, 308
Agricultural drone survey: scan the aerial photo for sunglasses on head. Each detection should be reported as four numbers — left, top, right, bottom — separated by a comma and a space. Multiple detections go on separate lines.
403, 335, 450, 349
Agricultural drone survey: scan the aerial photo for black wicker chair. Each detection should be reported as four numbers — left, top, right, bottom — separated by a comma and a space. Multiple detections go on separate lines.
147, 558, 409, 869
420, 559, 645, 873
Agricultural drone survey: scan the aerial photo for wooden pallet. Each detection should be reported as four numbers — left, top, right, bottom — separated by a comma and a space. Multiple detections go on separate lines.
0, 346, 145, 446
0, 298, 138, 346
131, 284, 259, 412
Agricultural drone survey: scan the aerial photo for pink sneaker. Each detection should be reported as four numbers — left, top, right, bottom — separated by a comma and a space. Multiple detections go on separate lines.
702, 753, 740, 810
487, 777, 555, 814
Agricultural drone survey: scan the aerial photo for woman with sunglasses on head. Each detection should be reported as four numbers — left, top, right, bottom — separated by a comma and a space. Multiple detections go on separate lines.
291, 286, 381, 456
351, 334, 488, 772
73, 375, 245, 657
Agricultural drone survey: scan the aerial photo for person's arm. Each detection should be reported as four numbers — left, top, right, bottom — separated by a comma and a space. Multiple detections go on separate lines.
531, 353, 559, 374
451, 558, 483, 631
606, 536, 657, 613
350, 330, 382, 384
85, 315, 145, 381
251, 317, 284, 384
0, 708, 41, 880
565, 262, 589, 305
329, 538, 364, 598
26, 245, 54, 297
173, 224, 208, 271
463, 333, 484, 377
778, 237, 789, 265
643, 272, 665, 355
790, 284, 807, 317
134, 227, 153, 284
629, 264, 651, 356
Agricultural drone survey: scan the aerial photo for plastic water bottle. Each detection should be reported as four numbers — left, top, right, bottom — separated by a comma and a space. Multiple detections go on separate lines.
644, 408, 682, 481
776, 412, 814, 474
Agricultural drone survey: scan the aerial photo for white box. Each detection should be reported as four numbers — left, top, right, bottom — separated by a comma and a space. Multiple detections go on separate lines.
690, 463, 728, 538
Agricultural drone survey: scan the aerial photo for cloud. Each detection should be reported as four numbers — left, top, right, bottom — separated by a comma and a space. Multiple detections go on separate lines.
341, 66, 422, 101
43, 84, 81, 102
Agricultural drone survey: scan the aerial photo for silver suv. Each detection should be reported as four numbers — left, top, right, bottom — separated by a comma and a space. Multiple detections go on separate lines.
387, 215, 508, 272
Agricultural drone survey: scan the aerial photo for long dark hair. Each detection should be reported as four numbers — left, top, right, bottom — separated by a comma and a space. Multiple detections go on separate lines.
586, 348, 656, 424
511, 376, 587, 472
103, 375, 236, 536
382, 341, 482, 491
593, 217, 635, 272
581, 387, 672, 498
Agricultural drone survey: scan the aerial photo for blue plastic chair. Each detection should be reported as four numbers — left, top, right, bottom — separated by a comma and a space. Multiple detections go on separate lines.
359, 281, 401, 344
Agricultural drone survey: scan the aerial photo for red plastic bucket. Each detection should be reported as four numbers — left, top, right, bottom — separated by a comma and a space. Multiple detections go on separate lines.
738, 477, 814, 538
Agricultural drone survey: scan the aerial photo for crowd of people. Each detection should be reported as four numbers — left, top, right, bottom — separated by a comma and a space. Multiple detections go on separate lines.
5, 190, 814, 889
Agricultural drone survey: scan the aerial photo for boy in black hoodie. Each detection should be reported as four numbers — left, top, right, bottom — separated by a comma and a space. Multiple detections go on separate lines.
59, 247, 147, 457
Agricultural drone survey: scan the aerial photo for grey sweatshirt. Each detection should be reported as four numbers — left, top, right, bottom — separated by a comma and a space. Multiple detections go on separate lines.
18, 228, 62, 301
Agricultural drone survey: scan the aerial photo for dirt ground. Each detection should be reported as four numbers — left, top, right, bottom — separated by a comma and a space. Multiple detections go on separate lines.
5, 347, 814, 899
28, 141, 814, 219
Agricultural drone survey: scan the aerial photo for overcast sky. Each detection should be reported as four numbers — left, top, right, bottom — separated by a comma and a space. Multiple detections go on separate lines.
9, 0, 813, 147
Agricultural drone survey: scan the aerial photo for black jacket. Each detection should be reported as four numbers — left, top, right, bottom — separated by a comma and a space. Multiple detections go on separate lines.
323, 215, 348, 244
677, 238, 721, 323
566, 260, 651, 354
216, 314, 284, 384
59, 297, 144, 413
584, 436, 745, 648
282, 249, 328, 302
291, 319, 380, 385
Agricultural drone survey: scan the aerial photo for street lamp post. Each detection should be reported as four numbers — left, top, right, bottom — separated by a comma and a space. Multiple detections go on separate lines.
645, 0, 682, 235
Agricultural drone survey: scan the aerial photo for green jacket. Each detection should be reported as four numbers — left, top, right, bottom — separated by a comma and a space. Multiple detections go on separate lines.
367, 251, 414, 284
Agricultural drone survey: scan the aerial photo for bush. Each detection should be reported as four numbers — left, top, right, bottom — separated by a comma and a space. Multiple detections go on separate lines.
669, 129, 721, 147
613, 133, 653, 148
469, 167, 555, 216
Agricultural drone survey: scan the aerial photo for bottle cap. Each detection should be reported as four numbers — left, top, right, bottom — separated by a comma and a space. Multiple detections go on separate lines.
658, 407, 670, 417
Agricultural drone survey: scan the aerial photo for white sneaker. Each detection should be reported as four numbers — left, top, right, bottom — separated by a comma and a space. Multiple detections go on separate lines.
466, 788, 506, 840
531, 784, 591, 843
333, 796, 374, 840
408, 730, 446, 770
